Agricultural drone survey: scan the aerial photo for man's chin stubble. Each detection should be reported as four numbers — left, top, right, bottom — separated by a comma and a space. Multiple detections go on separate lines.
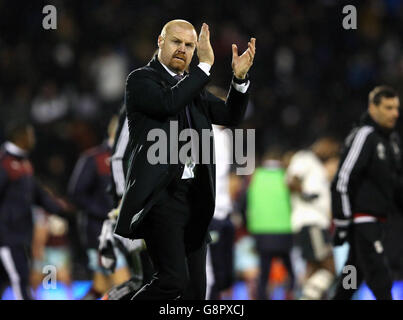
170, 63, 185, 73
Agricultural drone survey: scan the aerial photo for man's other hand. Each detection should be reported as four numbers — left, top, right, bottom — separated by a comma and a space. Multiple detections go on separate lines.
197, 23, 214, 66
232, 38, 256, 79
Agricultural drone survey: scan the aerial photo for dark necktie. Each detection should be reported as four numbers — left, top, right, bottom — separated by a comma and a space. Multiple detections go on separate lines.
174, 74, 196, 178
173, 74, 193, 129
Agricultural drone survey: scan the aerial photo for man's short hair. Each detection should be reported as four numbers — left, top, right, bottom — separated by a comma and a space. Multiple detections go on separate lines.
4, 120, 31, 142
369, 85, 398, 106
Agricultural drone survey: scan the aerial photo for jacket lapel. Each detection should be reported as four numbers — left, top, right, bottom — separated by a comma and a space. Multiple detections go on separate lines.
148, 55, 211, 133
148, 55, 177, 87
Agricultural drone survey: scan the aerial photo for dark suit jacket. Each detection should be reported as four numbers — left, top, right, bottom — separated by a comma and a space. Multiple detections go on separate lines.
115, 55, 249, 249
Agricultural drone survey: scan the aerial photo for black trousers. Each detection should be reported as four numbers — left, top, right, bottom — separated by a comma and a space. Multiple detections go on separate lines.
131, 177, 207, 300
332, 222, 393, 300
0, 245, 33, 300
253, 234, 294, 300
257, 251, 295, 300
207, 217, 235, 300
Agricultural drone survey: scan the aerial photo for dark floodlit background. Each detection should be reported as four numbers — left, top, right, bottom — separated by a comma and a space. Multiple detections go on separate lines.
1, 0, 403, 299
2, 0, 403, 192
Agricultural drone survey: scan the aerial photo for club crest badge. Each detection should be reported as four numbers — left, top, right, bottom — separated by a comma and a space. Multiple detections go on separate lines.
392, 141, 400, 155
377, 143, 385, 160
374, 240, 384, 254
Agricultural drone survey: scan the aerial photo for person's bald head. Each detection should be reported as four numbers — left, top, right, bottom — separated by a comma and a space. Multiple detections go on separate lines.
157, 20, 197, 74
160, 20, 196, 38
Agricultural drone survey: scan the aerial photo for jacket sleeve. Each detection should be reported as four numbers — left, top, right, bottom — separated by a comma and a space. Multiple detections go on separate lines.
68, 155, 106, 219
331, 126, 374, 225
0, 165, 8, 199
204, 81, 249, 127
391, 133, 403, 213
33, 179, 64, 214
395, 177, 403, 212
111, 116, 130, 198
125, 65, 210, 119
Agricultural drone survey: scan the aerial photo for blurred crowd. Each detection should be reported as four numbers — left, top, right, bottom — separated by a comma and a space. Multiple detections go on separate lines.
2, 0, 403, 299
2, 0, 403, 190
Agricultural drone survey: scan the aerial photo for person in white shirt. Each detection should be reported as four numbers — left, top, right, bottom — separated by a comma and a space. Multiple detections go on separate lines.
286, 137, 340, 299
205, 123, 235, 300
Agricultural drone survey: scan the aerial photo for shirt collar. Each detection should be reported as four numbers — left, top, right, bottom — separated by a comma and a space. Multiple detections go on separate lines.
4, 141, 28, 157
360, 112, 393, 137
159, 59, 184, 78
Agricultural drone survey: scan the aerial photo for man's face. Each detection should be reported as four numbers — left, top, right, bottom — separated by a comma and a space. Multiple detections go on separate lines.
370, 97, 400, 129
14, 125, 35, 152
312, 139, 339, 162
158, 24, 197, 74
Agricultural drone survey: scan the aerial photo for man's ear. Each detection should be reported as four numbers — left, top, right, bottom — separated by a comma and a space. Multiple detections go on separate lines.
157, 35, 164, 49
369, 103, 376, 112
368, 103, 378, 119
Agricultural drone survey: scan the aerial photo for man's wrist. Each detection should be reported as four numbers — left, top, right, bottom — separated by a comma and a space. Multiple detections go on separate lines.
232, 73, 250, 93
233, 73, 249, 84
198, 62, 211, 76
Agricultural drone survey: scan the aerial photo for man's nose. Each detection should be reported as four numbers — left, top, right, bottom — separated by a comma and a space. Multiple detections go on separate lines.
177, 43, 186, 52
394, 109, 399, 118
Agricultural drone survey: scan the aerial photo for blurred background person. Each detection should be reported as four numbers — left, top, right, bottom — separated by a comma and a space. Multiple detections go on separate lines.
68, 117, 130, 299
0, 122, 71, 300
30, 207, 49, 293
30, 207, 73, 299
204, 86, 237, 300
206, 123, 236, 300
286, 136, 340, 299
246, 146, 295, 300
99, 106, 153, 300
331, 86, 402, 300
225, 165, 259, 300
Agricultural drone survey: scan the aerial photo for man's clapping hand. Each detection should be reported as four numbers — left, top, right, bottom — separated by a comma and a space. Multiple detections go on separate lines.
232, 38, 256, 79
197, 23, 214, 66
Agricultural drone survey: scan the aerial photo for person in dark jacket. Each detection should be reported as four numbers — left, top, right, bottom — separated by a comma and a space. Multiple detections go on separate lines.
331, 85, 402, 300
115, 19, 255, 300
0, 122, 68, 300
68, 117, 130, 299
